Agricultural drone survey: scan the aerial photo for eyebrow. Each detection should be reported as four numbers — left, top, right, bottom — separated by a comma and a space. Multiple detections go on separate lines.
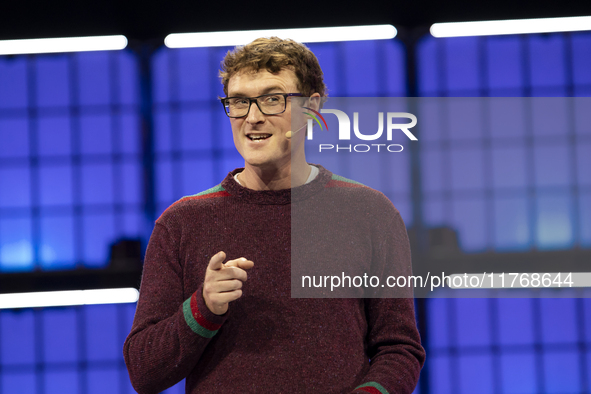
228, 86, 286, 97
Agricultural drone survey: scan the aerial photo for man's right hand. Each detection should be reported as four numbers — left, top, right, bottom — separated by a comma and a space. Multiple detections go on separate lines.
203, 251, 254, 315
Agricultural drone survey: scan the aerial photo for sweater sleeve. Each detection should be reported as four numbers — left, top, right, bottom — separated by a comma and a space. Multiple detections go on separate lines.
123, 222, 227, 394
351, 298, 425, 394
352, 199, 426, 394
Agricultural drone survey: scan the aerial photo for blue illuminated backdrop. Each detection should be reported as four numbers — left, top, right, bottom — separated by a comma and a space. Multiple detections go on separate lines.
0, 51, 143, 272
419, 33, 591, 394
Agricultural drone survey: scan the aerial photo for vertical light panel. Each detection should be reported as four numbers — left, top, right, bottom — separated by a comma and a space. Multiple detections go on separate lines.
418, 31, 591, 393
0, 50, 143, 271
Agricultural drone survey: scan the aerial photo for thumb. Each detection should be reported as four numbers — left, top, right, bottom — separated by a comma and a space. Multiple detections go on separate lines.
207, 251, 226, 271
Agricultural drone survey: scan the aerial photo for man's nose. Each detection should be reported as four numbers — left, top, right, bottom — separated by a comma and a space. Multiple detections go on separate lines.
246, 100, 265, 123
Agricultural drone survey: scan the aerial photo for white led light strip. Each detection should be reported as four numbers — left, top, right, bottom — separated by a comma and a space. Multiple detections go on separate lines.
165, 25, 397, 48
431, 15, 591, 38
0, 35, 128, 56
0, 288, 139, 309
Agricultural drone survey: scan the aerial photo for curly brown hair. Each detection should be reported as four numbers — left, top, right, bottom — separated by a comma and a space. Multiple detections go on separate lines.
220, 37, 327, 98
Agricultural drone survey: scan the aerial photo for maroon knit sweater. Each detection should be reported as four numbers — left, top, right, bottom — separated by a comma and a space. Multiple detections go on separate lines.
124, 166, 425, 394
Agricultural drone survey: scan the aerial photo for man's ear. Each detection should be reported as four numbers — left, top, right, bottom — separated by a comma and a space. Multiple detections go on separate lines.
307, 93, 322, 112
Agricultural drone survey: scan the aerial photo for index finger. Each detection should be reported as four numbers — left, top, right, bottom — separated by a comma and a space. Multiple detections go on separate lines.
224, 257, 254, 271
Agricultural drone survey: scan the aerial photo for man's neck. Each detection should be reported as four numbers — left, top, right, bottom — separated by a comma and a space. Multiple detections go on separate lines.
238, 162, 311, 191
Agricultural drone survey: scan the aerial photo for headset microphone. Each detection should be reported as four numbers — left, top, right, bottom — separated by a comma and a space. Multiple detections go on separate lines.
285, 123, 307, 139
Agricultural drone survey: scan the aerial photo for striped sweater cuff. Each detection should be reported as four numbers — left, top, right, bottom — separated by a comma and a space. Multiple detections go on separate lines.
353, 381, 389, 394
182, 291, 224, 338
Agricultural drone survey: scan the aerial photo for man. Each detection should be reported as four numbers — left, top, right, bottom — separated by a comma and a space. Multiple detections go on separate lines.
124, 37, 425, 393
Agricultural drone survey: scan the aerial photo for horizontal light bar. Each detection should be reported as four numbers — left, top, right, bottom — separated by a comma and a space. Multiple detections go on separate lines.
0, 288, 139, 309
0, 35, 128, 56
165, 25, 397, 48
431, 15, 591, 37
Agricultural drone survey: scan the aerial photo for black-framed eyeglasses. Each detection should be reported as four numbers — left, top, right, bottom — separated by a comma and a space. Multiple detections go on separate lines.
220, 93, 302, 118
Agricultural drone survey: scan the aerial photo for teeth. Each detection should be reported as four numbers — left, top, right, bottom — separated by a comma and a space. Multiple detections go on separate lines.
248, 134, 271, 141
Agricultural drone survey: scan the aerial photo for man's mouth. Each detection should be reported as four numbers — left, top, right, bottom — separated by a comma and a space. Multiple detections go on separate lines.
247, 134, 272, 141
